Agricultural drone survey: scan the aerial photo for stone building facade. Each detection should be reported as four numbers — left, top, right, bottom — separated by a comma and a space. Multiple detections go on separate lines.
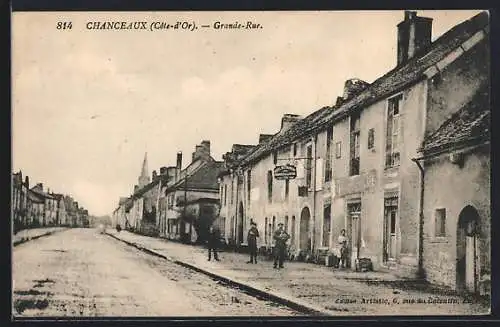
12, 171, 29, 231
12, 172, 89, 230
217, 11, 490, 279
160, 141, 225, 243
113, 141, 225, 243
419, 86, 490, 295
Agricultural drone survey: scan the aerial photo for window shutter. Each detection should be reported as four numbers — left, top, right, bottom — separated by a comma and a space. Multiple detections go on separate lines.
296, 160, 304, 179
315, 158, 323, 191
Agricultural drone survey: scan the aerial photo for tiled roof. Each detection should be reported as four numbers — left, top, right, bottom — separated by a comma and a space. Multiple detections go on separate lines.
239, 11, 489, 167
239, 106, 331, 166
30, 188, 56, 200
422, 85, 490, 154
173, 161, 226, 191
27, 190, 44, 203
131, 173, 173, 199
51, 193, 64, 201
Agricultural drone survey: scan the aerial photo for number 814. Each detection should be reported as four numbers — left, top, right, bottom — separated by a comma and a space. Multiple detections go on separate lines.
57, 22, 72, 30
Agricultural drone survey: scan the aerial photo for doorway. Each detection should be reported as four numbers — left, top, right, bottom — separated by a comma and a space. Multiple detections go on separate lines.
457, 205, 480, 294
237, 202, 244, 244
346, 202, 361, 268
383, 197, 399, 263
299, 207, 311, 251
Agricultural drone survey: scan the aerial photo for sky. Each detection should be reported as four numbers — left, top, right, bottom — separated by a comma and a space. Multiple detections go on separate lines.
12, 10, 484, 216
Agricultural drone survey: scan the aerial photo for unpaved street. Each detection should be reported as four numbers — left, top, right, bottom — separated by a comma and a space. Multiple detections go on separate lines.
12, 228, 299, 317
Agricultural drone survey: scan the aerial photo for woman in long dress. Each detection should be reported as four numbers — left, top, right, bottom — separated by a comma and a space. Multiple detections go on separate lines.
336, 229, 348, 268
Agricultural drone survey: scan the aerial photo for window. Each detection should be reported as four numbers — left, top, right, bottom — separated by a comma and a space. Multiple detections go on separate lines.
293, 143, 297, 157
335, 142, 342, 159
368, 128, 375, 150
267, 170, 273, 203
285, 179, 289, 200
272, 216, 276, 236
435, 208, 446, 237
268, 223, 272, 245
350, 112, 361, 176
323, 204, 331, 247
284, 215, 289, 233
386, 95, 402, 167
325, 127, 333, 182
306, 144, 313, 188
220, 185, 223, 204
224, 185, 227, 205
247, 170, 252, 203
264, 217, 268, 243
291, 216, 296, 244
231, 180, 234, 205
273, 151, 278, 165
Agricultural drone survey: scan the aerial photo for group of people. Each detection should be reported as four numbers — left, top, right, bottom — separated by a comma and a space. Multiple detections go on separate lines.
206, 221, 349, 269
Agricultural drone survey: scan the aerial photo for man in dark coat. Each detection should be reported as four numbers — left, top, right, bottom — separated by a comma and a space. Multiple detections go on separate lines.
273, 222, 290, 269
207, 225, 220, 261
246, 221, 260, 264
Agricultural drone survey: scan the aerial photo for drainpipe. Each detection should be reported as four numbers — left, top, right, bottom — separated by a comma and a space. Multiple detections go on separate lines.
234, 170, 240, 247
311, 134, 318, 253
411, 157, 426, 280
155, 180, 162, 232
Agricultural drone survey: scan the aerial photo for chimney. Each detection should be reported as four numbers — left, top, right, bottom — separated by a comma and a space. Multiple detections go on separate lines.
176, 152, 182, 170
201, 140, 211, 157
152, 170, 158, 181
342, 78, 370, 100
281, 114, 302, 131
335, 96, 344, 106
134, 185, 139, 193
397, 10, 433, 66
176, 152, 182, 182
24, 176, 29, 188
34, 183, 43, 192
160, 166, 167, 175
167, 166, 177, 182
259, 134, 273, 144
192, 140, 211, 162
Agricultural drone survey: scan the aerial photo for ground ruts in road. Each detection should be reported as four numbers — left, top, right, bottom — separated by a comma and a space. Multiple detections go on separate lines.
12, 228, 300, 317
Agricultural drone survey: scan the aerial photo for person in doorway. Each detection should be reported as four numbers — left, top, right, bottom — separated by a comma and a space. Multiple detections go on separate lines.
273, 222, 290, 269
247, 221, 260, 264
207, 225, 220, 261
337, 229, 349, 268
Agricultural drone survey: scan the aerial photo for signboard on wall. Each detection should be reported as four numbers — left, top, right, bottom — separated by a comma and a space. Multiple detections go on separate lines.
274, 164, 297, 180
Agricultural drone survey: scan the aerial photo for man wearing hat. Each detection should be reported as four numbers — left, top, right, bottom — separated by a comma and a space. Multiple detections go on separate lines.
246, 220, 260, 264
273, 222, 290, 269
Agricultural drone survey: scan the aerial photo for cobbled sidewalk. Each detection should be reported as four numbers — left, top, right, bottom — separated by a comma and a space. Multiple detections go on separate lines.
106, 229, 490, 316
13, 227, 69, 246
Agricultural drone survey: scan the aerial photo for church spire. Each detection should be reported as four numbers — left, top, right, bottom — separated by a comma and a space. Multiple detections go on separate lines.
138, 152, 150, 187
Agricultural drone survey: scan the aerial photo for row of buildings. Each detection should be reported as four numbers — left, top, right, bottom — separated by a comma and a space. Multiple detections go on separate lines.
112, 142, 225, 244
112, 11, 490, 296
11, 170, 90, 232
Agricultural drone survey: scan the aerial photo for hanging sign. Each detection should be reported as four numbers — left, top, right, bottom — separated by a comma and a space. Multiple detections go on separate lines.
274, 164, 297, 180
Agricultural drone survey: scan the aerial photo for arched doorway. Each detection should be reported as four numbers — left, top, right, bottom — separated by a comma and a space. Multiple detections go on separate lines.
456, 205, 480, 294
237, 202, 244, 245
300, 207, 311, 251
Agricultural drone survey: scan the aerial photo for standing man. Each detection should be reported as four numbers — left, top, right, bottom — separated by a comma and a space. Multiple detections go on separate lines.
207, 225, 220, 261
273, 222, 290, 269
247, 221, 260, 264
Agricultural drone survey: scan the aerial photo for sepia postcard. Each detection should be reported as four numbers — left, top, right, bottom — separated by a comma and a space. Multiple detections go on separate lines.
11, 9, 491, 318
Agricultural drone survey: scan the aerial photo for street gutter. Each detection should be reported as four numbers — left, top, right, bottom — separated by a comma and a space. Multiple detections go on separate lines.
105, 231, 337, 316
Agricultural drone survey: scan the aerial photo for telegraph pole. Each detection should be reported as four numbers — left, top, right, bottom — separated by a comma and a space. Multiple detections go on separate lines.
184, 174, 191, 243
